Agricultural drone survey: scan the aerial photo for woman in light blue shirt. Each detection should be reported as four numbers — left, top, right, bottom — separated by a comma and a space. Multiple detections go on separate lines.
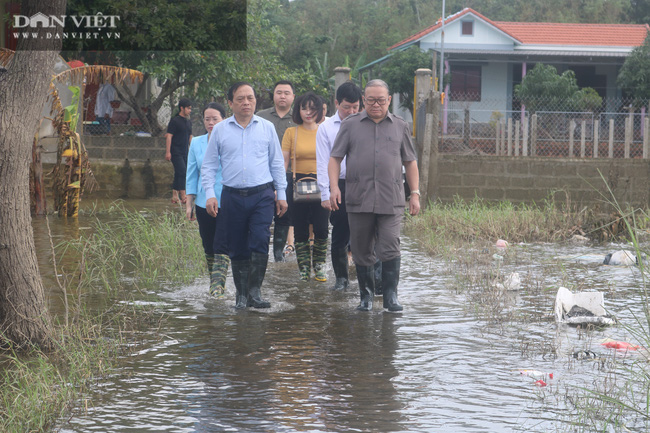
186, 102, 228, 297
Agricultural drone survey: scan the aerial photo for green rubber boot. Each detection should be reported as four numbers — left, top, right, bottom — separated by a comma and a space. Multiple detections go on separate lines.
295, 241, 312, 281
209, 254, 230, 298
205, 253, 215, 275
312, 238, 328, 282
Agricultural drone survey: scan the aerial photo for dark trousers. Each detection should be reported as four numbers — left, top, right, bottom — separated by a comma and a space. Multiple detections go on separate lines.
274, 172, 293, 227
348, 212, 403, 266
97, 116, 111, 134
293, 199, 330, 243
171, 153, 187, 191
221, 184, 275, 261
195, 205, 228, 256
330, 179, 350, 250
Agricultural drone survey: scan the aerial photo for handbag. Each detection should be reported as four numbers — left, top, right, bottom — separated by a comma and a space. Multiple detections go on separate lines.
291, 127, 321, 203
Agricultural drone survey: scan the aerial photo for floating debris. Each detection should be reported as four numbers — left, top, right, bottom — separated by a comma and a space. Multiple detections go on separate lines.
603, 250, 637, 266
554, 287, 616, 326
519, 370, 554, 380
601, 339, 640, 351
570, 234, 589, 244
493, 272, 521, 291
572, 350, 599, 360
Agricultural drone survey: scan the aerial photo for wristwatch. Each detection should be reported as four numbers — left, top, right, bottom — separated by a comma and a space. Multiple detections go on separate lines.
410, 189, 420, 197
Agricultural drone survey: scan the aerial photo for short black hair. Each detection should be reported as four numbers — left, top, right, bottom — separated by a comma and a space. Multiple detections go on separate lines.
320, 95, 329, 116
227, 81, 256, 102
204, 102, 226, 119
292, 92, 324, 125
273, 80, 295, 93
336, 81, 362, 104
178, 97, 192, 109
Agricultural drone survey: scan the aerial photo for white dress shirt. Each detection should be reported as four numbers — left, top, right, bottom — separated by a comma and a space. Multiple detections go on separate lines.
315, 111, 347, 202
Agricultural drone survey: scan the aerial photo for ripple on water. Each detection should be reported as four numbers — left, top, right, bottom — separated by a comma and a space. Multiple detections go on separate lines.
56, 234, 650, 432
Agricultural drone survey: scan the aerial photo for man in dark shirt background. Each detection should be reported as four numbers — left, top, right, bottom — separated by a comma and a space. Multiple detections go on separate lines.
165, 98, 193, 204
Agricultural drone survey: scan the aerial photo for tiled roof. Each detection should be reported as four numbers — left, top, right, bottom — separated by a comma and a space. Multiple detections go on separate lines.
388, 8, 521, 50
495, 22, 650, 46
389, 7, 649, 51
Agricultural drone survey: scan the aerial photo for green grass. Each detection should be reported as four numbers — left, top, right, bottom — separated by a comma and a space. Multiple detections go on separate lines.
0, 202, 204, 431
405, 195, 588, 256
73, 201, 205, 291
565, 187, 650, 432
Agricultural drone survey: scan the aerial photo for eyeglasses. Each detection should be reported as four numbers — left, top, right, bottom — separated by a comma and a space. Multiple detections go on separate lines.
365, 97, 388, 106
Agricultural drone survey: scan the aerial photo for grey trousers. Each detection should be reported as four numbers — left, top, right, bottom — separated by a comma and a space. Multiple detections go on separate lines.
348, 212, 402, 266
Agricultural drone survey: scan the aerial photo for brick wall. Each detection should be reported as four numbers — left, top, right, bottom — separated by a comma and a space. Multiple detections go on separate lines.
431, 155, 650, 209
84, 136, 166, 161
46, 154, 649, 207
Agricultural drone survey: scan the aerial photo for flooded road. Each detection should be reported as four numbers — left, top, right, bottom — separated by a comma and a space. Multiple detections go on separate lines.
33, 204, 649, 432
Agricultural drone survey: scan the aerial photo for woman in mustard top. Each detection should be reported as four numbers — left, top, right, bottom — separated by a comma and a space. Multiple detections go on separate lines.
282, 92, 330, 282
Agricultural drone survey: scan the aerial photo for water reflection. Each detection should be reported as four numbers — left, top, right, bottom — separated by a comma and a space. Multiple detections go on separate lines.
34, 205, 650, 432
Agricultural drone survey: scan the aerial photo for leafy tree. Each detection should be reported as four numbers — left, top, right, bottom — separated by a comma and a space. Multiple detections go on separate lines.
515, 63, 602, 112
617, 35, 650, 107
63, 0, 314, 136
276, 0, 423, 77
377, 46, 436, 116
626, 0, 650, 24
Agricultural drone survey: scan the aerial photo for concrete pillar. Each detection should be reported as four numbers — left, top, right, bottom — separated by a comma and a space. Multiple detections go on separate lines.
624, 116, 631, 159
495, 120, 501, 156
522, 116, 528, 156
609, 118, 614, 158
643, 117, 650, 159
580, 120, 586, 158
530, 114, 537, 156
593, 120, 599, 158
514, 120, 520, 157
569, 120, 576, 157
507, 118, 513, 156
334, 67, 351, 94
415, 69, 432, 108
414, 69, 432, 146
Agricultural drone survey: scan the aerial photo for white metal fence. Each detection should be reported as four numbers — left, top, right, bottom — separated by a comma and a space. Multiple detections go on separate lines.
438, 96, 650, 159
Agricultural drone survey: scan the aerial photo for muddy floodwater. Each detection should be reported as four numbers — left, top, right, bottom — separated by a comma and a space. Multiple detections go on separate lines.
32, 202, 649, 432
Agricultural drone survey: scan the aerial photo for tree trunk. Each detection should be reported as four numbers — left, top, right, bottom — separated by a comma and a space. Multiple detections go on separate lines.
30, 138, 47, 215
0, 0, 66, 350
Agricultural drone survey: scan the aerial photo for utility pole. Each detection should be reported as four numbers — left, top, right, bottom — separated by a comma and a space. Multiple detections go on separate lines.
439, 0, 446, 92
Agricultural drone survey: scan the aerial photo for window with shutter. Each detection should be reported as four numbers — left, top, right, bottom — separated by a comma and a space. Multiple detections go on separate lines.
450, 65, 481, 101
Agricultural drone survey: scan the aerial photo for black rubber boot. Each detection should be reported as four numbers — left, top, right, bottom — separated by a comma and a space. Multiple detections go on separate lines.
231, 259, 250, 309
330, 246, 349, 291
355, 264, 374, 311
373, 259, 383, 296
272, 225, 290, 262
248, 252, 271, 308
382, 257, 403, 312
